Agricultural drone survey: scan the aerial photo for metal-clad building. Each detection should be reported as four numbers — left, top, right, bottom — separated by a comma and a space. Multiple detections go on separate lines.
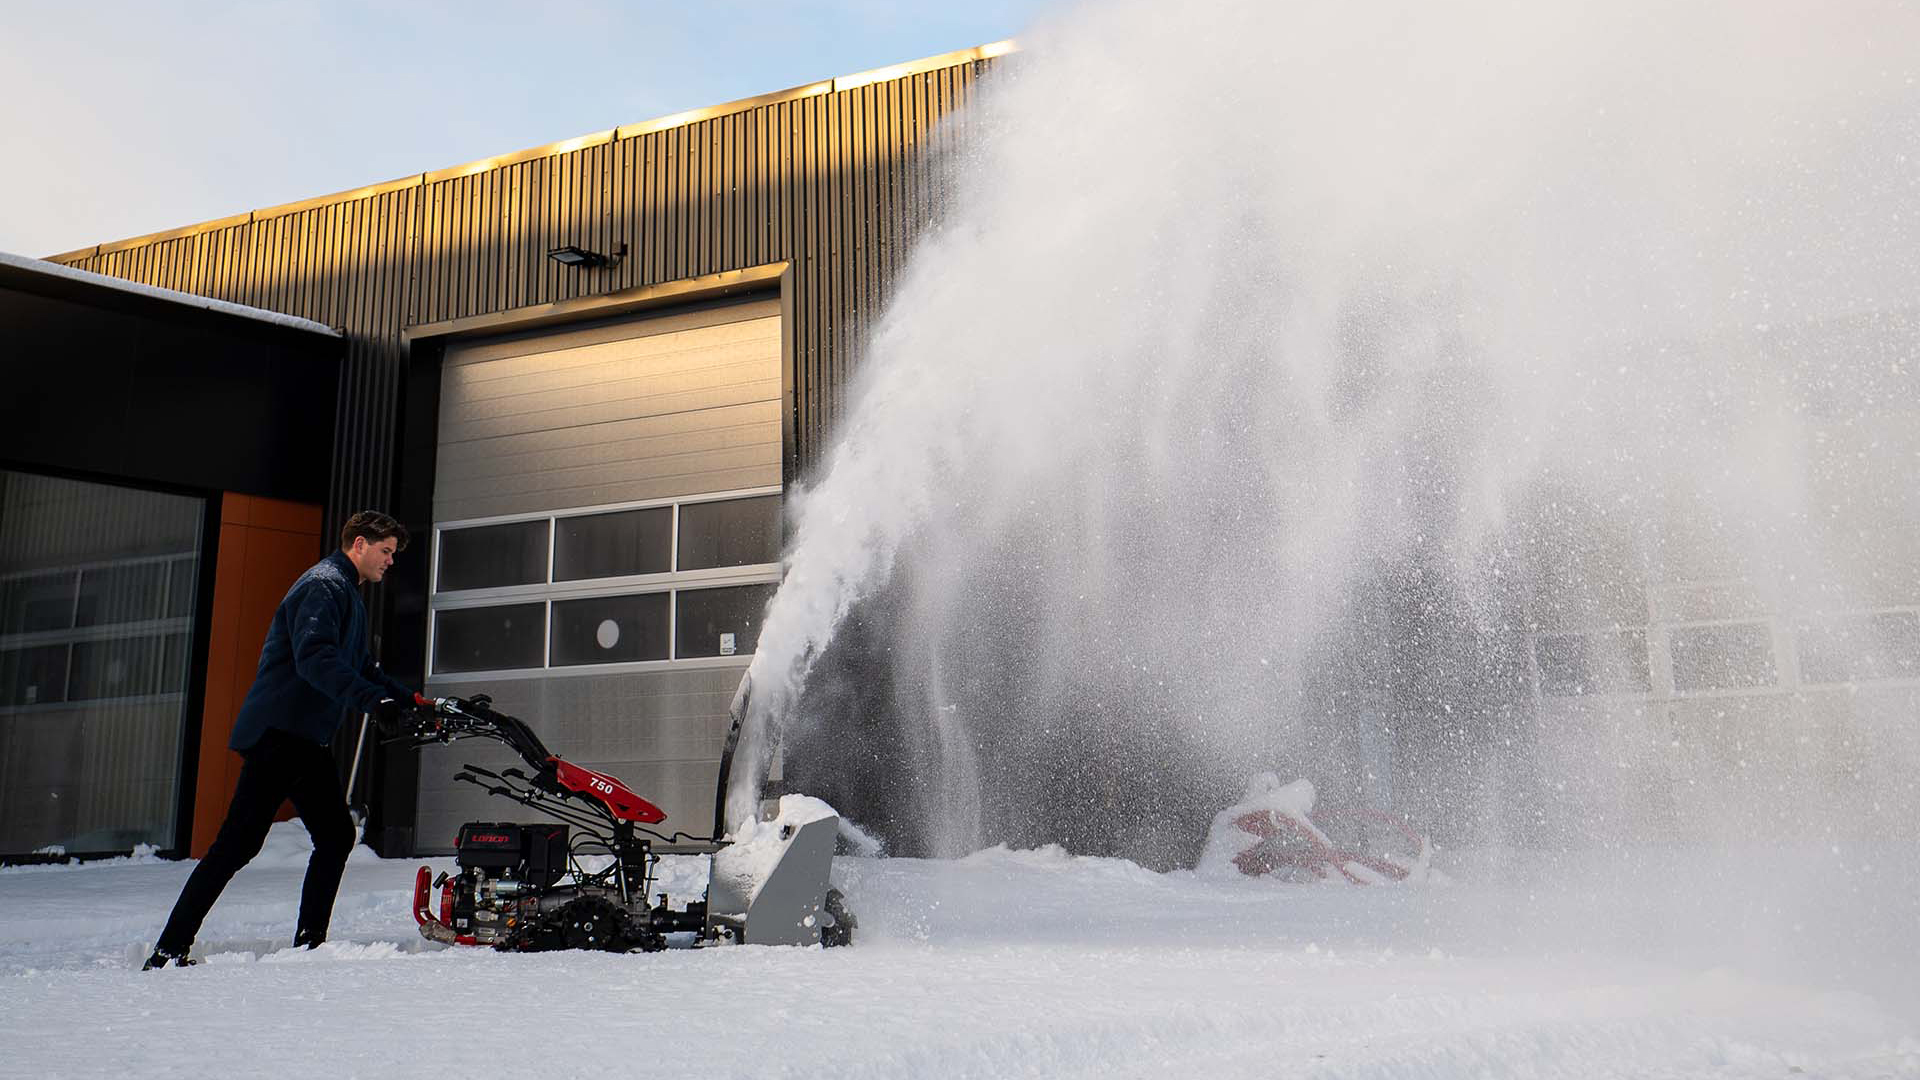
12, 37, 1917, 864
1, 252, 343, 860
36, 43, 1008, 856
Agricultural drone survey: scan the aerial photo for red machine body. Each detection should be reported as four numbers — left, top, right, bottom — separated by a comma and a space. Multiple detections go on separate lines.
1231, 807, 1425, 884
549, 757, 667, 824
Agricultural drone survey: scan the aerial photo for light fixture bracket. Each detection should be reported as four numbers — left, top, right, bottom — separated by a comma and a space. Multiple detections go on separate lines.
546, 242, 627, 269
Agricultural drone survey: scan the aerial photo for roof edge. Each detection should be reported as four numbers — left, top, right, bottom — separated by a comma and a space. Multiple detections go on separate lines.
1, 249, 343, 337
50, 38, 1018, 264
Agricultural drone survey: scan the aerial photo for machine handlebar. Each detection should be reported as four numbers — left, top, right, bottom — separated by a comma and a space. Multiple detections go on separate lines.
389, 694, 556, 775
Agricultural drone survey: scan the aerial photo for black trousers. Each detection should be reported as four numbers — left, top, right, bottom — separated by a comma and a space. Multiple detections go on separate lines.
156, 728, 355, 955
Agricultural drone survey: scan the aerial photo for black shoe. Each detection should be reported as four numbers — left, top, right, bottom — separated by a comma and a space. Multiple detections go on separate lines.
142, 947, 196, 970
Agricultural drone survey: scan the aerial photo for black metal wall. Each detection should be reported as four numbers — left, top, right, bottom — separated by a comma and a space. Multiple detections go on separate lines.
49, 48, 996, 538
0, 272, 340, 505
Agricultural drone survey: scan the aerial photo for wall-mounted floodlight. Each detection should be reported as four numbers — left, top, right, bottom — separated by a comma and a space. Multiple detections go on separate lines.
546, 242, 627, 269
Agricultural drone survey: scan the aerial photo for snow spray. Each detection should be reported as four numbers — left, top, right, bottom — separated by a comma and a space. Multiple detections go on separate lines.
734, 0, 1920, 865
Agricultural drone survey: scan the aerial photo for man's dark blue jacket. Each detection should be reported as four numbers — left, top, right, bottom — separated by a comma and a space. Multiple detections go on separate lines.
230, 550, 411, 751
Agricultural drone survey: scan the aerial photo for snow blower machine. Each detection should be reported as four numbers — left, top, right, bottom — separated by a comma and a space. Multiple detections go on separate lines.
389, 690, 853, 953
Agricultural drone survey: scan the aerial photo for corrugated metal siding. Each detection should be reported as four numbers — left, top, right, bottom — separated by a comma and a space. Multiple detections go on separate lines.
436, 301, 783, 521
49, 56, 988, 534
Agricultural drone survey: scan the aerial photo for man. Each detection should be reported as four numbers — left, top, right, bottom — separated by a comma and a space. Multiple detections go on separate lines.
144, 511, 422, 969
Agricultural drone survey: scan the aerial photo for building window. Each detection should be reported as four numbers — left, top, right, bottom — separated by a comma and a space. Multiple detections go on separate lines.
674, 582, 777, 658
435, 519, 549, 591
0, 470, 205, 857
0, 554, 199, 706
0, 643, 69, 706
2, 570, 81, 633
1533, 630, 1651, 696
551, 593, 671, 665
432, 602, 547, 675
67, 633, 190, 700
1797, 611, 1920, 684
677, 495, 781, 570
428, 487, 781, 678
553, 508, 671, 581
1669, 622, 1776, 692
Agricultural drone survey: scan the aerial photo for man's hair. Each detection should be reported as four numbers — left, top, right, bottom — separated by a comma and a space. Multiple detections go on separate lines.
340, 511, 410, 552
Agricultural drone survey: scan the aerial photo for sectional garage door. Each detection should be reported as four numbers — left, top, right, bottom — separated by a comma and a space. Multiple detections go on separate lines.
415, 296, 785, 850
435, 297, 782, 523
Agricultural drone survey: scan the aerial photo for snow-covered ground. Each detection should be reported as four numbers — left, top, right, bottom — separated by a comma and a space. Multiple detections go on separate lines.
2, 824, 1915, 1079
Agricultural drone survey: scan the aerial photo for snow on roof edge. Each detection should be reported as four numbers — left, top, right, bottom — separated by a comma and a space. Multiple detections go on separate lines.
0, 250, 341, 339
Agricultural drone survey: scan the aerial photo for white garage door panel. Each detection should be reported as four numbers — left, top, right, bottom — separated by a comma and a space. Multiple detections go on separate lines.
437, 428, 782, 491
436, 298, 782, 522
440, 466, 782, 524
444, 320, 781, 402
438, 400, 783, 470
447, 443, 781, 496
442, 368, 782, 443
446, 302, 777, 364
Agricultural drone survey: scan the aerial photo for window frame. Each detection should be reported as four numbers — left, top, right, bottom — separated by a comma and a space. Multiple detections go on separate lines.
426, 485, 781, 681
1794, 608, 1920, 686
1528, 602, 1920, 704
1664, 619, 1781, 694
0, 552, 199, 715
1531, 628, 1652, 698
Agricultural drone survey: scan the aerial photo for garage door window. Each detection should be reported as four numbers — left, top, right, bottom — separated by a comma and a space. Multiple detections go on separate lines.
429, 488, 781, 678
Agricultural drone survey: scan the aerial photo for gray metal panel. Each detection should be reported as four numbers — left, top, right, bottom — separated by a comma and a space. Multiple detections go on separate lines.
442, 298, 780, 365
415, 666, 745, 853
708, 815, 836, 945
434, 468, 784, 525
438, 401, 783, 468
440, 450, 781, 509
436, 304, 782, 522
440, 317, 782, 438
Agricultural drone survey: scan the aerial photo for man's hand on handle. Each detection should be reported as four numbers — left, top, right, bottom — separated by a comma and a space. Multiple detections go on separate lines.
371, 693, 435, 736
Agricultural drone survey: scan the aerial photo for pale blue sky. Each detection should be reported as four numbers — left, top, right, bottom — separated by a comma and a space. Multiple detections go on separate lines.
0, 1, 1060, 257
